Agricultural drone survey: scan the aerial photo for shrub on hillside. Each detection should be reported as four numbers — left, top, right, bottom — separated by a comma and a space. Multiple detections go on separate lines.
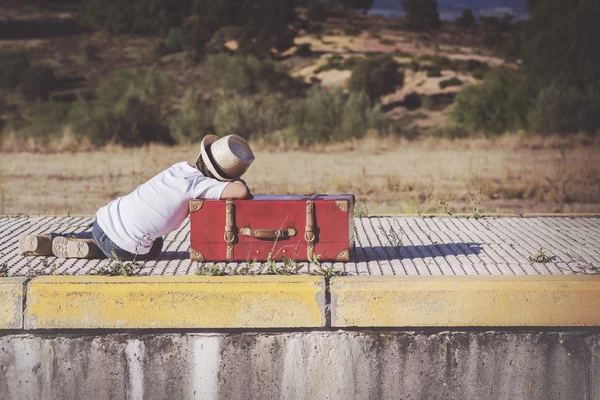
168, 90, 214, 144
18, 65, 57, 101
527, 83, 600, 136
421, 55, 454, 70
0, 53, 29, 90
314, 54, 359, 73
204, 54, 301, 95
165, 27, 185, 52
402, 0, 440, 31
455, 59, 489, 77
306, 1, 329, 22
295, 43, 312, 57
450, 67, 528, 134
212, 95, 291, 139
439, 77, 462, 89
81, 0, 186, 36
349, 54, 402, 103
0, 53, 57, 100
289, 88, 387, 144
68, 69, 170, 145
456, 8, 476, 28
25, 101, 70, 141
425, 67, 442, 77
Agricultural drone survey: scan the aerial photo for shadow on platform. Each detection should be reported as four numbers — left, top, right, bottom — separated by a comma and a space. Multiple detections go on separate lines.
356, 242, 482, 262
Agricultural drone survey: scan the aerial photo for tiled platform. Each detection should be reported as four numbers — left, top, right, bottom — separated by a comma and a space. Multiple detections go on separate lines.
0, 216, 599, 276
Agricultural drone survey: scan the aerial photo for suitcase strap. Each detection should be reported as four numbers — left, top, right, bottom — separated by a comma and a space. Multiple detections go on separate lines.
222, 199, 317, 262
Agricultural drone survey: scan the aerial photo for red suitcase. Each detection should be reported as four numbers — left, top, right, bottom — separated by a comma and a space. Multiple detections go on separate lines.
189, 194, 354, 262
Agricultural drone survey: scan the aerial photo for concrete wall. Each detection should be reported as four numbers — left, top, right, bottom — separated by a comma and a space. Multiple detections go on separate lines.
1, 330, 599, 400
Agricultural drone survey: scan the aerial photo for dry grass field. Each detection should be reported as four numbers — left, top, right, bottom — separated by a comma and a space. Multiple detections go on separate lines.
1, 134, 599, 217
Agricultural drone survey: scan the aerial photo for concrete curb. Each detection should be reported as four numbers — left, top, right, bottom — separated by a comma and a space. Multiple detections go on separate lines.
25, 276, 326, 329
0, 277, 26, 329
331, 275, 600, 327
2, 275, 600, 329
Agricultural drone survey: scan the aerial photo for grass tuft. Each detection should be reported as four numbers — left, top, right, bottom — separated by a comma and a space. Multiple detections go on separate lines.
528, 248, 557, 264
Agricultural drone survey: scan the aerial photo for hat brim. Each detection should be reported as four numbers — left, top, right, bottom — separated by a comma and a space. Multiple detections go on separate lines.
199, 135, 229, 181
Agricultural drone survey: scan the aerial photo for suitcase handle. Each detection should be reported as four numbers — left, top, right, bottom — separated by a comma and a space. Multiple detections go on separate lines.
240, 227, 297, 240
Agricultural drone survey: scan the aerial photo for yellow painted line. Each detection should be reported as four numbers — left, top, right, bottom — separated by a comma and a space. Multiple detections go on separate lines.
26, 276, 325, 329
0, 278, 26, 329
331, 275, 600, 327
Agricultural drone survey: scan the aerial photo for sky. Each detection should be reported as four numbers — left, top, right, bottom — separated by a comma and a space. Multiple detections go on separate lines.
369, 0, 528, 19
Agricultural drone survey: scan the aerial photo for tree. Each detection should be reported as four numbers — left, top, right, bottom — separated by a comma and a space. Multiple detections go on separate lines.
522, 0, 600, 93
188, 0, 298, 56
337, 0, 375, 13
349, 54, 402, 103
401, 0, 440, 31
456, 8, 476, 28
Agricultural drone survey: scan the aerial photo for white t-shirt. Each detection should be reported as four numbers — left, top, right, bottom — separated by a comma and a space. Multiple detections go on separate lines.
96, 162, 228, 255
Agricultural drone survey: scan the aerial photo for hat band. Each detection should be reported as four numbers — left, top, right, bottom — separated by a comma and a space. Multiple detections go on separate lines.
206, 143, 234, 181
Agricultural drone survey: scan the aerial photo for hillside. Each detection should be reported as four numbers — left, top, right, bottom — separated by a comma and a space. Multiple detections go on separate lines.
0, 3, 514, 150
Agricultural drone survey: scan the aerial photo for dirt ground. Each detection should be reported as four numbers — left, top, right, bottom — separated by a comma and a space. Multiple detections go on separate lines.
1, 134, 599, 216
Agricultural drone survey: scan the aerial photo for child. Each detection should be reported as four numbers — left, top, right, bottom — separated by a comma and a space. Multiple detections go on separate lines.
18, 134, 254, 260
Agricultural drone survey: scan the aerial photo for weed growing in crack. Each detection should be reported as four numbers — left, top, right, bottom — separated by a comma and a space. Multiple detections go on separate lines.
0, 262, 8, 277
559, 253, 600, 275
92, 259, 141, 276
528, 248, 557, 263
354, 202, 369, 218
311, 265, 343, 279
427, 182, 453, 215
466, 173, 484, 219
265, 255, 302, 275
195, 264, 226, 276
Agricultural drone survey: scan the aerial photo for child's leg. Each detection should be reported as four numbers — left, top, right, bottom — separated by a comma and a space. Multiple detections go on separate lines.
19, 234, 53, 256
51, 236, 104, 259
144, 237, 164, 260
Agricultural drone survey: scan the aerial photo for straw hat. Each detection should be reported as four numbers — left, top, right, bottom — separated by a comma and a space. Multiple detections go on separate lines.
198, 134, 255, 181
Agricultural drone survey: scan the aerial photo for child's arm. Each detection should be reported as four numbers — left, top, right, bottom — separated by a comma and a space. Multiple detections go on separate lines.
220, 180, 252, 199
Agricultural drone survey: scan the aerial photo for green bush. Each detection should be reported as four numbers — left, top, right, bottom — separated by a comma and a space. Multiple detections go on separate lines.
403, 91, 421, 110
0, 53, 29, 90
204, 54, 300, 95
379, 38, 395, 46
168, 90, 214, 144
295, 43, 312, 57
421, 55, 454, 70
81, 0, 134, 34
455, 59, 489, 77
439, 77, 462, 89
18, 65, 57, 101
213, 97, 253, 138
306, 1, 329, 22
212, 95, 291, 139
165, 27, 185, 52
426, 67, 442, 77
80, 42, 100, 62
394, 49, 412, 58
81, 0, 186, 36
527, 83, 600, 136
402, 0, 440, 31
25, 101, 70, 140
349, 54, 402, 103
68, 69, 170, 145
0, 53, 57, 100
289, 88, 387, 144
456, 8, 476, 28
343, 26, 362, 36
313, 54, 359, 73
450, 67, 528, 134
